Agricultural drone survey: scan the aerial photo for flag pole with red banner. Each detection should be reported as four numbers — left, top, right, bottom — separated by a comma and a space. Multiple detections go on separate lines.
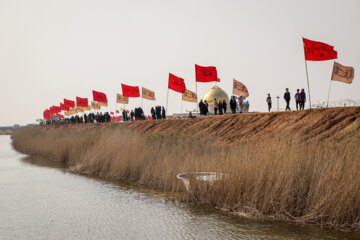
141, 87, 144, 109
302, 38, 312, 109
167, 73, 186, 114
195, 78, 198, 114
194, 64, 218, 113
166, 87, 169, 113
302, 37, 338, 109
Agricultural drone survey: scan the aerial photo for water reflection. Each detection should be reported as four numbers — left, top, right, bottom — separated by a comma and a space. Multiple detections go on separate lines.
1, 136, 359, 240
21, 156, 67, 169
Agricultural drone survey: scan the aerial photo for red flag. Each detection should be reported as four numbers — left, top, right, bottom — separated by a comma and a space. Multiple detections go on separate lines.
110, 111, 114, 115
216, 78, 220, 82
126, 110, 130, 114
147, 115, 152, 120
43, 110, 50, 120
60, 103, 69, 111
116, 110, 119, 113
76, 97, 88, 107
303, 38, 337, 61
64, 99, 75, 108
121, 84, 140, 97
56, 113, 64, 119
50, 106, 61, 113
92, 90, 108, 102
168, 73, 186, 93
116, 116, 122, 121
195, 64, 218, 82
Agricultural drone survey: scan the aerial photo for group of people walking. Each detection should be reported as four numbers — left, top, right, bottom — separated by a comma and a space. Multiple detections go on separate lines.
230, 96, 249, 113
122, 107, 146, 121
266, 88, 306, 112
42, 87, 310, 126
198, 96, 249, 116
150, 106, 166, 120
198, 100, 209, 116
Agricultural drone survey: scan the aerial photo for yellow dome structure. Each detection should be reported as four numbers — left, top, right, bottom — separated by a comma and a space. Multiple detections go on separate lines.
202, 85, 229, 105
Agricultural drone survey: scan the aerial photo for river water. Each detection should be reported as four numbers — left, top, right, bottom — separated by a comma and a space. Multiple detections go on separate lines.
0, 135, 359, 240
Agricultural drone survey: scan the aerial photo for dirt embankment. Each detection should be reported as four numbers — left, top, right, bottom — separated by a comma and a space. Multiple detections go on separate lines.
128, 107, 360, 143
47, 107, 360, 144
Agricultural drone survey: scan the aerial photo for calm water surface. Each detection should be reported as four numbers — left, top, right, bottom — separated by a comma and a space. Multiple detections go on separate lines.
0, 135, 359, 240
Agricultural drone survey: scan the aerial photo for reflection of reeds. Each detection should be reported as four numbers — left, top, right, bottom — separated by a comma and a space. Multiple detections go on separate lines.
11, 125, 360, 230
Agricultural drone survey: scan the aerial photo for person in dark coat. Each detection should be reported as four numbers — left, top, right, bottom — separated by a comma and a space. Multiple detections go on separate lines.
130, 110, 135, 121
139, 107, 145, 120
199, 100, 205, 116
284, 88, 291, 111
84, 114, 88, 123
230, 96, 236, 114
204, 100, 209, 116
218, 101, 223, 115
122, 110, 127, 122
300, 89, 306, 110
266, 94, 272, 112
151, 107, 156, 120
161, 107, 166, 119
213, 98, 218, 115
295, 89, 301, 110
222, 99, 227, 114
155, 106, 161, 119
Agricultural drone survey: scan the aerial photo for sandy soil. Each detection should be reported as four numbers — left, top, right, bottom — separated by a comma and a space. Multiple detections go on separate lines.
128, 107, 360, 144
46, 107, 360, 144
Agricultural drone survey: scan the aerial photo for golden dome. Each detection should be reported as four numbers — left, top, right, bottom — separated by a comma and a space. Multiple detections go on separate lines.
203, 85, 229, 105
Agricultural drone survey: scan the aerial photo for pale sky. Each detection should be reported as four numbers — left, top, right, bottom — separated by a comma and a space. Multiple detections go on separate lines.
1, 0, 359, 126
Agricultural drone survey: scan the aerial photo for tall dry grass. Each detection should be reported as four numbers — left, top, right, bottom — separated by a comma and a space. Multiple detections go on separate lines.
11, 125, 360, 230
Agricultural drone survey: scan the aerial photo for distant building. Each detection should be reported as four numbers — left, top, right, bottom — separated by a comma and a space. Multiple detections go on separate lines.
202, 85, 230, 114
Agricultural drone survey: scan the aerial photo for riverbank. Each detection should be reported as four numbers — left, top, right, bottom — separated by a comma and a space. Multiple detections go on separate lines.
11, 107, 360, 230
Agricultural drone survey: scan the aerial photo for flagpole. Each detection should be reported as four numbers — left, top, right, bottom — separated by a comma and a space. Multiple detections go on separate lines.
166, 88, 169, 114
195, 80, 199, 114
326, 80, 333, 108
181, 98, 183, 113
302, 38, 312, 109
141, 87, 143, 109
327, 60, 335, 108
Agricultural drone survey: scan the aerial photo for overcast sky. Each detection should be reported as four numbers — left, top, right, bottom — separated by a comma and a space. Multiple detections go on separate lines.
1, 0, 359, 126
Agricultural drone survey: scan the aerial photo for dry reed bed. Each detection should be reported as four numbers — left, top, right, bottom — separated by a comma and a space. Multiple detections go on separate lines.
11, 117, 360, 230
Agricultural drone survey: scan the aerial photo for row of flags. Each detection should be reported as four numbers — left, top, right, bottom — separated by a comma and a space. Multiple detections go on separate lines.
302, 37, 355, 107
42, 65, 233, 120
303, 37, 354, 83
42, 37, 355, 120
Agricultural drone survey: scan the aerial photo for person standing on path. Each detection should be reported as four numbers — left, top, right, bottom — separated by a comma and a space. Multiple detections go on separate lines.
284, 88, 291, 111
295, 89, 301, 110
300, 89, 306, 110
218, 100, 223, 115
266, 94, 272, 112
230, 96, 236, 114
244, 101, 249, 112
199, 99, 205, 116
238, 95, 243, 113
222, 99, 227, 114
204, 100, 209, 116
213, 98, 218, 115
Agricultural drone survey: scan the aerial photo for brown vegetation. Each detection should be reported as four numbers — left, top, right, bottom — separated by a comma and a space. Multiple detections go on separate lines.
11, 107, 360, 230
